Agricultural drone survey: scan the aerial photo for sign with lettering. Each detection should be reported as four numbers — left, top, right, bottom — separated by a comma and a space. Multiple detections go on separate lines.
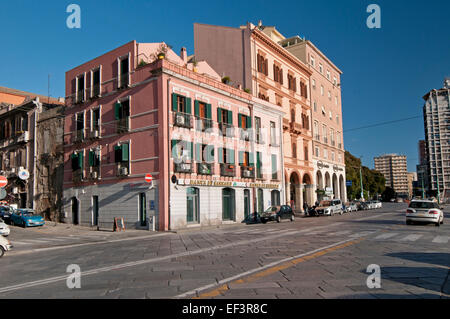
177, 179, 280, 189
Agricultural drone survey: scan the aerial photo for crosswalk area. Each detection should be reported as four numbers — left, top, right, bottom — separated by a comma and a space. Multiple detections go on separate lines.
9, 233, 112, 248
215, 226, 450, 245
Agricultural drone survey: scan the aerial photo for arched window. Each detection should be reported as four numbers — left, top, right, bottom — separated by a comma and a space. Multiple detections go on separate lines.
187, 187, 199, 223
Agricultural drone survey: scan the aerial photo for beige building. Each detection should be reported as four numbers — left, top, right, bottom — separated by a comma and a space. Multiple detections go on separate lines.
278, 35, 346, 202
194, 22, 315, 212
407, 172, 417, 199
374, 154, 409, 196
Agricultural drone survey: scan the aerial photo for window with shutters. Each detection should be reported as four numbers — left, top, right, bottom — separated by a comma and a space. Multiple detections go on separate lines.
273, 64, 283, 84
194, 100, 212, 131
217, 108, 234, 137
292, 143, 297, 159
271, 154, 278, 180
115, 142, 130, 176
91, 67, 101, 98
256, 152, 263, 179
270, 121, 277, 146
219, 148, 236, 177
304, 146, 309, 162
173, 93, 192, 129
75, 112, 85, 142
115, 99, 130, 133
91, 107, 101, 134
238, 113, 252, 141
257, 54, 268, 76
71, 151, 84, 181
196, 144, 214, 175
88, 148, 101, 179
75, 74, 85, 104
255, 117, 263, 144
288, 74, 296, 92
118, 55, 130, 89
239, 151, 254, 178
172, 140, 193, 173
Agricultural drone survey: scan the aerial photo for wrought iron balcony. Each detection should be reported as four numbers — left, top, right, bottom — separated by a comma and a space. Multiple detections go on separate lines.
220, 164, 236, 177
240, 166, 255, 179
197, 162, 213, 175
174, 112, 193, 129
195, 117, 213, 132
174, 162, 193, 173
219, 122, 234, 138
239, 128, 253, 141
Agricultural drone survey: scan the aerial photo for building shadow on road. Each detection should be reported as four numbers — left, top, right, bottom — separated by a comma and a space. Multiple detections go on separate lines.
349, 219, 406, 226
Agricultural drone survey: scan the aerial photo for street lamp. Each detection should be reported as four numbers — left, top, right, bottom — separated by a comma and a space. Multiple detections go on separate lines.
359, 156, 364, 201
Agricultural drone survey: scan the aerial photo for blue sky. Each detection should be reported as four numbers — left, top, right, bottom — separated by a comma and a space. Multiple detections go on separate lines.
1, 0, 449, 171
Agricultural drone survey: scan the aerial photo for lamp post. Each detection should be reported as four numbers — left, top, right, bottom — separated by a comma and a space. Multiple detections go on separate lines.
360, 156, 364, 200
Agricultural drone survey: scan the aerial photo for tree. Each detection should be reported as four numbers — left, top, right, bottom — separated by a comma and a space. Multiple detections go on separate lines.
382, 187, 396, 202
345, 151, 386, 200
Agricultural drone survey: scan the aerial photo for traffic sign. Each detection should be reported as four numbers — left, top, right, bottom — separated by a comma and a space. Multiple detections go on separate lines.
19, 169, 30, 180
0, 188, 6, 200
346, 180, 352, 187
145, 174, 153, 183
0, 176, 7, 188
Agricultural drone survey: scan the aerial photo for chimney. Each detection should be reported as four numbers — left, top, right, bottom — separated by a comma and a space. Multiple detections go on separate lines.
180, 47, 187, 64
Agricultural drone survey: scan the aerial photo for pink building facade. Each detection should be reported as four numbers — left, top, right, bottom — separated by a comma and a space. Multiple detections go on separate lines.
63, 41, 284, 231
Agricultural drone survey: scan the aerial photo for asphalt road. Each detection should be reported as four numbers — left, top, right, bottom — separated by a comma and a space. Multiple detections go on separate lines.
1, 203, 449, 299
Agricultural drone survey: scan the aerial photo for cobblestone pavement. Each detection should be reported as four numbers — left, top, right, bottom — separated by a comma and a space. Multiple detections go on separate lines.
1, 203, 449, 299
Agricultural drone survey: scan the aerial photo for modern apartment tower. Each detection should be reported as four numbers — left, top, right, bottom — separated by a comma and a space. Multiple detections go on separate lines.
416, 139, 429, 197
423, 78, 450, 201
374, 154, 409, 197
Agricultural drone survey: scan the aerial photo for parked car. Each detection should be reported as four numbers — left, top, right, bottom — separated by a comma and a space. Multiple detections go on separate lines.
260, 205, 295, 223
0, 218, 10, 237
0, 206, 13, 224
345, 202, 358, 213
0, 234, 12, 258
406, 200, 444, 226
315, 199, 343, 216
355, 201, 368, 211
374, 201, 382, 209
10, 209, 45, 228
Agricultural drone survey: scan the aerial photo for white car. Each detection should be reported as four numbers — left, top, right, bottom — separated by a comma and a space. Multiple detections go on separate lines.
315, 199, 343, 216
406, 200, 444, 226
0, 218, 10, 236
0, 234, 12, 258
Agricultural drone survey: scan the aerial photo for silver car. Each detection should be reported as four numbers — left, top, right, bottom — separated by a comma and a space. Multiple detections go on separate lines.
406, 200, 444, 226
316, 199, 343, 216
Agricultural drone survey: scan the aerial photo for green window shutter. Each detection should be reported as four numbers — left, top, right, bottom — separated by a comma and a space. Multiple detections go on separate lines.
71, 153, 78, 170
114, 145, 121, 162
238, 114, 243, 128
227, 110, 233, 125
206, 104, 212, 119
171, 140, 179, 159
114, 102, 122, 120
195, 143, 201, 162
228, 149, 235, 165
78, 152, 84, 169
206, 145, 214, 163
89, 151, 94, 167
186, 97, 192, 114
188, 142, 193, 160
247, 116, 252, 128
218, 148, 224, 164
122, 143, 129, 162
172, 93, 178, 112
217, 108, 222, 123
272, 154, 277, 175
239, 151, 244, 166
257, 152, 261, 169
249, 153, 255, 167
194, 100, 199, 117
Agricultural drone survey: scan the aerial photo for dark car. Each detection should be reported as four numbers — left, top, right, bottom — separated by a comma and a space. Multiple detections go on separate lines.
260, 205, 295, 224
0, 206, 13, 224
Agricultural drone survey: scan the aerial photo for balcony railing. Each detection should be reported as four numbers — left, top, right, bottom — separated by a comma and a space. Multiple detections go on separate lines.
91, 84, 101, 98
220, 164, 236, 177
219, 122, 234, 138
174, 162, 193, 174
240, 166, 255, 179
239, 128, 253, 141
75, 90, 84, 104
197, 162, 213, 175
119, 73, 130, 89
174, 112, 193, 129
195, 117, 213, 132
117, 117, 130, 133
75, 129, 84, 142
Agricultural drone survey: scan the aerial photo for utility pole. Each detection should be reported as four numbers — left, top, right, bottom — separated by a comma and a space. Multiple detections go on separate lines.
436, 178, 441, 204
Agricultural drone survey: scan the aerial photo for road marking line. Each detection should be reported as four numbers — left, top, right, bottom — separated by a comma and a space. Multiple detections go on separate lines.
432, 236, 449, 244
374, 233, 399, 240
349, 231, 377, 238
398, 234, 423, 242
15, 239, 49, 243
330, 230, 352, 236
176, 237, 364, 299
